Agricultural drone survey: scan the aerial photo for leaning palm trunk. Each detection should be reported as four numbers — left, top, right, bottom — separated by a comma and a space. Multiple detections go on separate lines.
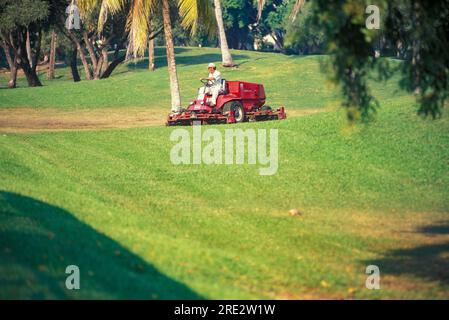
162, 0, 182, 111
213, 0, 235, 67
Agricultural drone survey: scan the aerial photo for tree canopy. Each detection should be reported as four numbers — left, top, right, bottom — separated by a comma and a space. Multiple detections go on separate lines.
309, 0, 448, 120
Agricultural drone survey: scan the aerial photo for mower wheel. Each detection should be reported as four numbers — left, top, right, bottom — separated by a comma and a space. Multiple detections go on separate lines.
223, 101, 245, 123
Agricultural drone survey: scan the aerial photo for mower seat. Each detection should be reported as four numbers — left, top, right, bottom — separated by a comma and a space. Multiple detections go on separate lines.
221, 79, 228, 94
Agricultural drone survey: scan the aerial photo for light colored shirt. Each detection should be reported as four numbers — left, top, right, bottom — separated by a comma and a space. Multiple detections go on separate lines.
208, 70, 222, 87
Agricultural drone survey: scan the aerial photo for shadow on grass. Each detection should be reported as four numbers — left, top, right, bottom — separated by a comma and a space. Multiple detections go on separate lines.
126, 47, 250, 70
0, 191, 203, 299
417, 221, 449, 236
365, 221, 449, 285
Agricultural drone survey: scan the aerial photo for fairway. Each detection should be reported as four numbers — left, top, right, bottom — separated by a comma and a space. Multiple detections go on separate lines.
1, 47, 448, 299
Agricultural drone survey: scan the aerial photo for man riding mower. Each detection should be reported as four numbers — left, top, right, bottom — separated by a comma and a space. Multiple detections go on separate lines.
166, 63, 286, 126
199, 63, 222, 107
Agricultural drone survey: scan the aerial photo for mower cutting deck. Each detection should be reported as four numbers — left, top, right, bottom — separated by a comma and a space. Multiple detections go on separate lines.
166, 80, 286, 126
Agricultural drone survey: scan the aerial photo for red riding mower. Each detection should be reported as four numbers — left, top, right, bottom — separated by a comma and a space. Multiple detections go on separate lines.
166, 79, 286, 126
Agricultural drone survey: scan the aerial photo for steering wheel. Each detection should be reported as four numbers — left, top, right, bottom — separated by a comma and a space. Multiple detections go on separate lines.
200, 78, 210, 85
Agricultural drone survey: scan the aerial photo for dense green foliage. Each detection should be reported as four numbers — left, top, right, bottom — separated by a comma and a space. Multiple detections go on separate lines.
310, 0, 449, 120
221, 0, 257, 49
0, 0, 49, 32
285, 0, 325, 54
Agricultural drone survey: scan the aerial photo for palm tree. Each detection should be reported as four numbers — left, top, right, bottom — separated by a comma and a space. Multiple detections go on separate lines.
162, 0, 181, 110
78, 0, 214, 112
213, 0, 235, 67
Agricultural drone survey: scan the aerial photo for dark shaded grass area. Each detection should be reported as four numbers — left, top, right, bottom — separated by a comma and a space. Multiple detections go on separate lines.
0, 191, 202, 299
365, 221, 449, 286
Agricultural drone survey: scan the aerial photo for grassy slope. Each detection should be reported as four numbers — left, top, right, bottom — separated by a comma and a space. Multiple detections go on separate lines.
1, 47, 448, 299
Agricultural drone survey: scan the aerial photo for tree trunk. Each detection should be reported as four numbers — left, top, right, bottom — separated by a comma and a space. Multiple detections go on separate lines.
9, 60, 18, 88
162, 0, 182, 112
65, 29, 93, 80
59, 22, 96, 80
148, 20, 156, 71
93, 47, 108, 79
213, 0, 235, 67
70, 46, 81, 82
26, 28, 33, 68
47, 31, 57, 80
148, 34, 155, 71
76, 46, 92, 80
101, 54, 126, 79
18, 30, 42, 87
83, 31, 97, 72
1, 40, 18, 88
5, 30, 41, 87
101, 47, 109, 75
32, 30, 42, 72
19, 59, 42, 86
271, 31, 285, 53
78, 45, 93, 80
94, 54, 104, 79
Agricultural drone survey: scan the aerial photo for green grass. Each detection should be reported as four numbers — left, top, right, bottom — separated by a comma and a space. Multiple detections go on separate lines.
1, 47, 448, 299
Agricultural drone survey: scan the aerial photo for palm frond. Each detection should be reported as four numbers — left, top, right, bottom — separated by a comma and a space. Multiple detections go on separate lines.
100, 0, 127, 14
98, 1, 109, 31
179, 0, 199, 34
178, 0, 216, 36
126, 0, 155, 57
77, 0, 100, 18
77, 0, 127, 32
98, 0, 127, 31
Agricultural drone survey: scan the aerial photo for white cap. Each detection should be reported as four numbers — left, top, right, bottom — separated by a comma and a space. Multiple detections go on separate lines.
208, 63, 216, 68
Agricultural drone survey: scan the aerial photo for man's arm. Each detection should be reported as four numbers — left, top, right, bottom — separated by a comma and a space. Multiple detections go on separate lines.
208, 71, 221, 82
200, 72, 220, 81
